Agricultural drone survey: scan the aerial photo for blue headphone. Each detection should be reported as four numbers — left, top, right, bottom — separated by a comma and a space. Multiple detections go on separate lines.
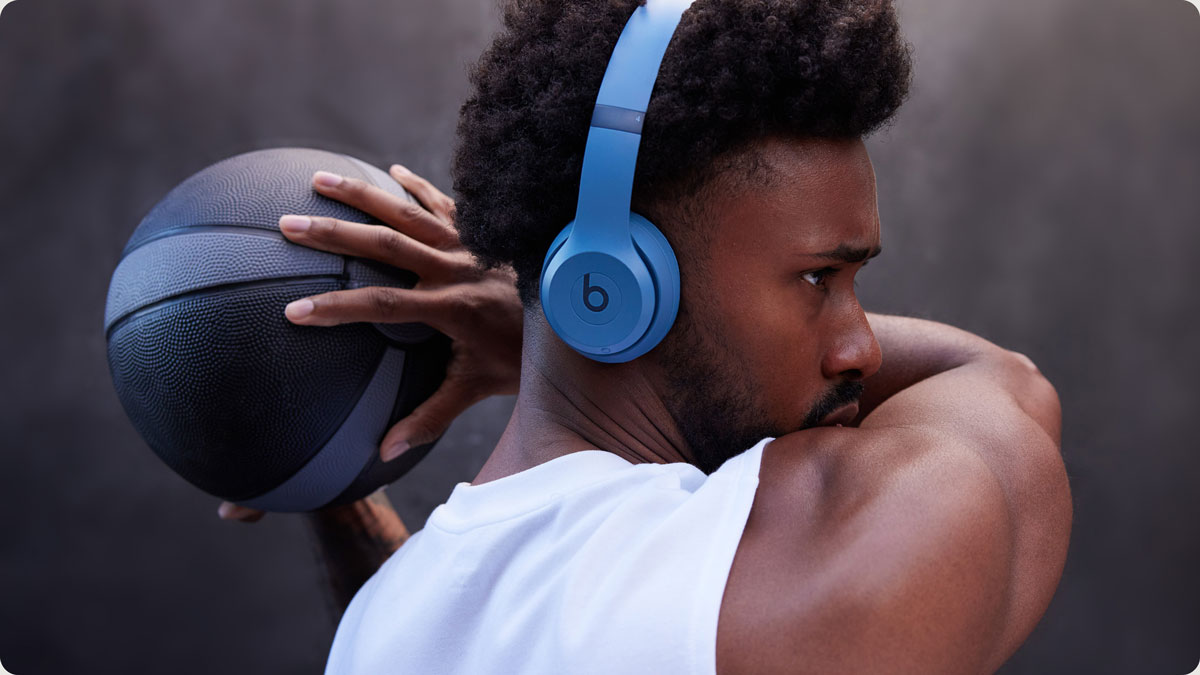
539, 0, 694, 363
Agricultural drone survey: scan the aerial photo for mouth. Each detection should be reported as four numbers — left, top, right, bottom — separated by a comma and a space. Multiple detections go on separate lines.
817, 403, 860, 428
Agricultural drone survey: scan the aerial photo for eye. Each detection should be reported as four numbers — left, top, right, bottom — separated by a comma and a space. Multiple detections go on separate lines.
801, 268, 836, 288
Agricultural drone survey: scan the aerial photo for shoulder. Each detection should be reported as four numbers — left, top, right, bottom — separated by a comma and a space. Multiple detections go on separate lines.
717, 419, 1071, 674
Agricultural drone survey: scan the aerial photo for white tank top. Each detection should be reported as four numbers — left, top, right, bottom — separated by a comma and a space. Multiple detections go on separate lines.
325, 437, 770, 675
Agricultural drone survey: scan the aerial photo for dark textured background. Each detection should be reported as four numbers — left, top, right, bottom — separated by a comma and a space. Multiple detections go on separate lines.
0, 0, 1196, 672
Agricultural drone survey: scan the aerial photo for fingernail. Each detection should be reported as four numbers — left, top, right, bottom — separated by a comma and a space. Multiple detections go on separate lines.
390, 164, 411, 175
314, 171, 343, 188
285, 298, 314, 320
279, 215, 311, 234
382, 440, 410, 462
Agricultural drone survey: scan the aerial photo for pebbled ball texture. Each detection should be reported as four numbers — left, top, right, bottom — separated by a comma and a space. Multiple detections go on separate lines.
105, 148, 450, 510
123, 148, 381, 254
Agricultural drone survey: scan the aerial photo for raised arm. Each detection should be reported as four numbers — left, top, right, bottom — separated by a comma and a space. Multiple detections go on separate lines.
855, 312, 1058, 437
858, 314, 1068, 667
723, 314, 1071, 674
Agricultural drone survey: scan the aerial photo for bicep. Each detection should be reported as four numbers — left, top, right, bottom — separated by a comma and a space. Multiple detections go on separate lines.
787, 444, 1017, 674
857, 355, 1073, 667
724, 352, 1072, 673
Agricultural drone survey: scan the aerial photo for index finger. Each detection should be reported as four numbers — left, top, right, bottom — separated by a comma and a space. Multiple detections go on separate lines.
311, 171, 457, 249
285, 285, 466, 338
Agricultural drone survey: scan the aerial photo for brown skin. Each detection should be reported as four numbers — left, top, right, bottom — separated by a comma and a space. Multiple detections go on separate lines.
475, 137, 1071, 673
474, 137, 885, 479
651, 137, 883, 473
218, 140, 1072, 673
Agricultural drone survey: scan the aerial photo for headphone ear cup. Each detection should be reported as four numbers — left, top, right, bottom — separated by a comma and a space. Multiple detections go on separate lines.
538, 214, 679, 363
624, 213, 680, 359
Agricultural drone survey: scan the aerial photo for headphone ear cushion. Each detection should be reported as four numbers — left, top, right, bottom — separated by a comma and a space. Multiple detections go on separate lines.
624, 212, 680, 358
540, 223, 574, 285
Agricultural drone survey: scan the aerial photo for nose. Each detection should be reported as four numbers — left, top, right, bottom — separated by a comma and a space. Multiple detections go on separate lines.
822, 302, 882, 382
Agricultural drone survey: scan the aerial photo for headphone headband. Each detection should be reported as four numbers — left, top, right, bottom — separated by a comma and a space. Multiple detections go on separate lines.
571, 0, 695, 251
595, 0, 695, 112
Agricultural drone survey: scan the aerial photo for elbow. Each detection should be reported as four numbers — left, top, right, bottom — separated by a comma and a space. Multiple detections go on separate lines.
1007, 350, 1042, 376
1003, 350, 1063, 445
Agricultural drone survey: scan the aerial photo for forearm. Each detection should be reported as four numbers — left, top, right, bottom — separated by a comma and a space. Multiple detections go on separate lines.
855, 313, 1013, 421
856, 313, 1061, 442
304, 489, 409, 620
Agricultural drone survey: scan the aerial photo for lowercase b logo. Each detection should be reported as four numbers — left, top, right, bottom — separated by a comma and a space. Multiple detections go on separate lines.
582, 273, 609, 312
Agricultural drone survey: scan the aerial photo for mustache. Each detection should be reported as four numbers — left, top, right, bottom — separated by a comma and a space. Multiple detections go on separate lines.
801, 380, 864, 429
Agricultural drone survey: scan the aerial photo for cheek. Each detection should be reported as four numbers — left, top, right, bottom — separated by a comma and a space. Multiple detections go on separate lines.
710, 277, 823, 421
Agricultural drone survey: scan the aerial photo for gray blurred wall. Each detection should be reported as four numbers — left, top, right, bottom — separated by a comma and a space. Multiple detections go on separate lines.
0, 0, 1196, 673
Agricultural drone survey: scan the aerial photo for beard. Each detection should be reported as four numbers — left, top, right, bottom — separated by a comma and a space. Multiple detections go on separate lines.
654, 302, 864, 475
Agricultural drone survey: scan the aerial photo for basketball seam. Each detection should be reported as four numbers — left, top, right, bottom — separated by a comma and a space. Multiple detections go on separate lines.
121, 223, 297, 256
104, 274, 344, 341
231, 343, 392, 504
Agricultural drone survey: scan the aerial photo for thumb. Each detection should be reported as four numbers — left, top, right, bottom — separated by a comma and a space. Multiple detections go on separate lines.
379, 377, 483, 462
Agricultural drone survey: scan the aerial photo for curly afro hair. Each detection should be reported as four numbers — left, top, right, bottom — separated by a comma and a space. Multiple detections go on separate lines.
453, 0, 913, 307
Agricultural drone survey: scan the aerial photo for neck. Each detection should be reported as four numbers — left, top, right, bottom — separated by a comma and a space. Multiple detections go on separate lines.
473, 310, 690, 485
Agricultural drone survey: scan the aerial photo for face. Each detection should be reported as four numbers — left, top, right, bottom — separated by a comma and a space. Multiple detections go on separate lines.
654, 137, 884, 474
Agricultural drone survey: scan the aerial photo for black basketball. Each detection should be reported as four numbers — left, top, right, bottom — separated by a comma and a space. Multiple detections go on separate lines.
104, 148, 451, 512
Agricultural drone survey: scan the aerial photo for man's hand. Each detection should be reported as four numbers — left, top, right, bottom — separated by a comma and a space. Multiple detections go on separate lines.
218, 165, 524, 523
278, 165, 522, 457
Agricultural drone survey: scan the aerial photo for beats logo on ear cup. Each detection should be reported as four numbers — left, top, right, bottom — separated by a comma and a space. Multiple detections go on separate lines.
580, 274, 611, 313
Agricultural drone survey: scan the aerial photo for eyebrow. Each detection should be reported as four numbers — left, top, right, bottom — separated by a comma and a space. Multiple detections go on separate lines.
803, 244, 883, 264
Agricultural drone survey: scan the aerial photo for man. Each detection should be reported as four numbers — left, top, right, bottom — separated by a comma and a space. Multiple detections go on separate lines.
222, 1, 1072, 672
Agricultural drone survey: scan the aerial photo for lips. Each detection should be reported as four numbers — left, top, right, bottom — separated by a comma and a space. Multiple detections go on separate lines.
818, 403, 859, 428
